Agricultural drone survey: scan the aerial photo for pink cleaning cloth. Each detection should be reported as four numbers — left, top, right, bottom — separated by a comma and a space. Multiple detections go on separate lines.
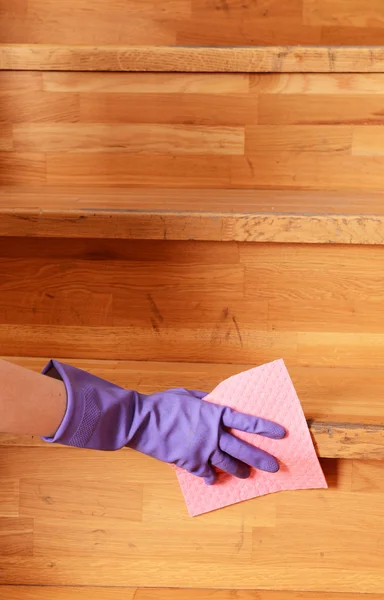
176, 359, 327, 516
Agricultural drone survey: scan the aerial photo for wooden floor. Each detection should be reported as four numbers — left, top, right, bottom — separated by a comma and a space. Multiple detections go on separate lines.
2, 0, 384, 46
1, 237, 384, 595
5, 70, 384, 191
1, 447, 384, 593
3, 1, 384, 597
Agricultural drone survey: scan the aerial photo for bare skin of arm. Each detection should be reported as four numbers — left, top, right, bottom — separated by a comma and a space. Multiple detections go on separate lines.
0, 359, 67, 437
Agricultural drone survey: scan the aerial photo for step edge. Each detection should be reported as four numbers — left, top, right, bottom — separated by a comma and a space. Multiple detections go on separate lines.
1, 207, 383, 244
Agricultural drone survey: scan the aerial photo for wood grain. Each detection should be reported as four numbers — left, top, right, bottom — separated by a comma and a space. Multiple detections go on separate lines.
42, 72, 250, 94
45, 153, 232, 187
0, 518, 33, 556
0, 91, 79, 123
2, 188, 384, 244
352, 126, 384, 156
77, 92, 257, 126
0, 154, 45, 185
13, 124, 244, 155
2, 239, 384, 366
0, 480, 19, 517
0, 123, 13, 151
303, 0, 384, 27
3, 0, 384, 46
2, 590, 382, 600
20, 479, 143, 522
0, 588, 136, 600
4, 71, 384, 193
0, 449, 383, 591
245, 125, 352, 154
3, 45, 384, 73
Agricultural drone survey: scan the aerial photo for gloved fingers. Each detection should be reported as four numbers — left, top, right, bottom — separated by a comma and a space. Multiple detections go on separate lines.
211, 449, 250, 480
203, 468, 217, 486
184, 463, 217, 486
219, 431, 280, 473
222, 407, 286, 439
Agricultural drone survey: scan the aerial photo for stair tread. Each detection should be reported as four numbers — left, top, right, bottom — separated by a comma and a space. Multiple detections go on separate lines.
2, 45, 384, 73
2, 187, 384, 244
2, 357, 384, 459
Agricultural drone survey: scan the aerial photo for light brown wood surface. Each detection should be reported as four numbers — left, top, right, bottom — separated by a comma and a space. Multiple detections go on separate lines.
2, 237, 384, 369
0, 589, 382, 600
0, 451, 384, 592
2, 0, 384, 46
4, 71, 384, 195
2, 356, 384, 459
3, 188, 384, 244
4, 45, 384, 73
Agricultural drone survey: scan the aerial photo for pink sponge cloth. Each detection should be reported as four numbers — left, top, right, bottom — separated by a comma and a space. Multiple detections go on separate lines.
176, 359, 327, 516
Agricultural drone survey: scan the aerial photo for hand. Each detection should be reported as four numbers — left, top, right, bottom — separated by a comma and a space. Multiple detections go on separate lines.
128, 388, 286, 485
42, 361, 286, 485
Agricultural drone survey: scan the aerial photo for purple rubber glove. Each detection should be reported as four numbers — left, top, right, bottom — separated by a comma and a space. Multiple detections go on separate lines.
42, 360, 286, 485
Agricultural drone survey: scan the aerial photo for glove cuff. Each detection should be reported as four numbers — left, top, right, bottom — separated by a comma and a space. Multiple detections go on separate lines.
41, 360, 102, 448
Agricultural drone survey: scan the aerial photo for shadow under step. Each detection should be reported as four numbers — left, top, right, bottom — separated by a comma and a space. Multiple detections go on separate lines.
2, 357, 384, 460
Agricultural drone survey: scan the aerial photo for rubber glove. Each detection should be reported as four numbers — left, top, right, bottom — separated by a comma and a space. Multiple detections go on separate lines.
42, 360, 286, 485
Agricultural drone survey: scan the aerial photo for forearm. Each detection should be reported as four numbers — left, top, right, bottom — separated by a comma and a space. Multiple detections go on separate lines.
0, 359, 67, 437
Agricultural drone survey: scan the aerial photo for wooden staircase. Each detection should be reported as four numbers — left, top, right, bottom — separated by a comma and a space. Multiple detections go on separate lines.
2, 1, 384, 596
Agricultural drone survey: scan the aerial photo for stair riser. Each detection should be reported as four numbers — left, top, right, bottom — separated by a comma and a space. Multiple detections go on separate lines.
4, 71, 384, 191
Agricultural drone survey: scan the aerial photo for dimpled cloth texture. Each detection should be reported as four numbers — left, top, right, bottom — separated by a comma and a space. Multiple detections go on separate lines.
176, 359, 327, 516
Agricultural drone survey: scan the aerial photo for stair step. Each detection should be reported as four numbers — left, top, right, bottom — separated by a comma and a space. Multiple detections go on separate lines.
2, 45, 384, 73
2, 357, 384, 460
2, 188, 384, 244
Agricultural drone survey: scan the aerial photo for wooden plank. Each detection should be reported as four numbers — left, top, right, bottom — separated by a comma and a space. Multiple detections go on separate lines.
0, 91, 79, 123
42, 72, 250, 94
0, 517, 33, 556
0, 154, 46, 185
0, 588, 136, 600
0, 122, 12, 151
20, 479, 143, 521
0, 480, 19, 517
1, 188, 384, 244
258, 93, 384, 124
0, 72, 42, 92
303, 0, 384, 27
3, 45, 384, 73
3, 0, 384, 47
77, 92, 257, 126
245, 125, 353, 154
45, 154, 231, 187
2, 589, 381, 600
352, 125, 384, 155
13, 124, 245, 155
0, 452, 383, 590
230, 154, 384, 192
352, 460, 384, 492
250, 72, 384, 95
3, 71, 384, 194
1, 357, 384, 460
310, 421, 384, 460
